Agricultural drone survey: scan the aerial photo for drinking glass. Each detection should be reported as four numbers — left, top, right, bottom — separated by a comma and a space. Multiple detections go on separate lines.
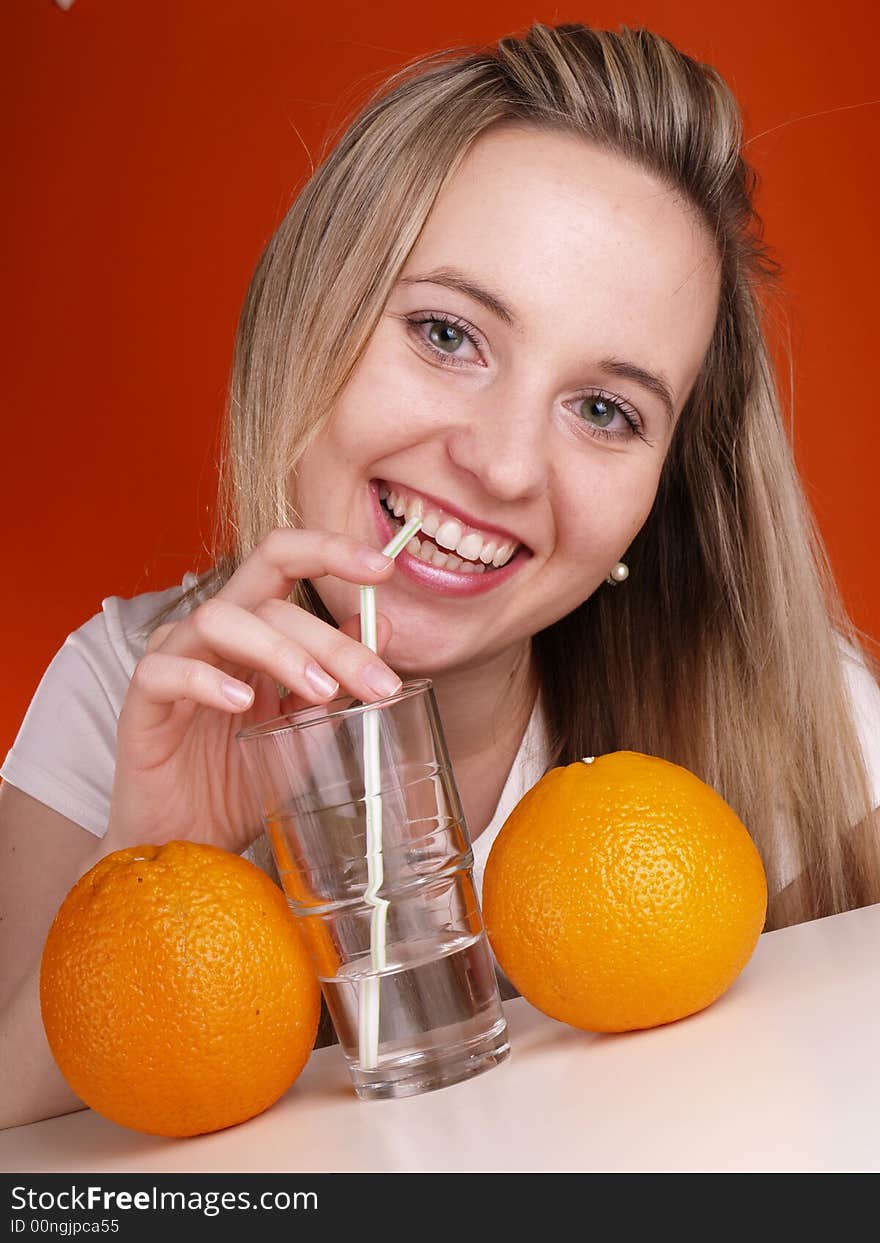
237, 678, 510, 1100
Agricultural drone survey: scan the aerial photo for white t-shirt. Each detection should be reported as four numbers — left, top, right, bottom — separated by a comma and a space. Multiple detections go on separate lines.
4, 573, 880, 900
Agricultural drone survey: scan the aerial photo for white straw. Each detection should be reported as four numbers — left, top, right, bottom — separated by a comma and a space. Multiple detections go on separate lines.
358, 512, 422, 1070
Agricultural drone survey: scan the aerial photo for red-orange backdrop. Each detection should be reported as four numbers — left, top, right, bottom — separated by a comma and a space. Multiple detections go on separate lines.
2, 0, 879, 758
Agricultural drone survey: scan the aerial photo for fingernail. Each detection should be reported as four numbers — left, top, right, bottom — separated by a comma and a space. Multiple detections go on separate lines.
304, 662, 340, 697
221, 678, 254, 708
359, 548, 393, 572
362, 663, 402, 698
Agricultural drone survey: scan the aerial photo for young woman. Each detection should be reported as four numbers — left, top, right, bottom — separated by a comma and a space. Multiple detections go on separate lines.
3, 21, 879, 1129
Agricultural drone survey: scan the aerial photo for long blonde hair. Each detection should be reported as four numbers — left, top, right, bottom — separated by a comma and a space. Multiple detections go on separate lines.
158, 21, 880, 931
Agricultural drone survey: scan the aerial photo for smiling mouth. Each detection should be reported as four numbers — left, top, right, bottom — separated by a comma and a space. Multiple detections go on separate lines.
376, 481, 524, 575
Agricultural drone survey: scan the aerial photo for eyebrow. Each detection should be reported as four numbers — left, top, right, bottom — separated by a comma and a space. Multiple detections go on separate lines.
397, 266, 677, 422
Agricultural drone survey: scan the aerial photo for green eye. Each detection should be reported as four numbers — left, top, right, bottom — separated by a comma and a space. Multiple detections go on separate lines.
580, 397, 616, 427
406, 313, 481, 365
428, 322, 466, 354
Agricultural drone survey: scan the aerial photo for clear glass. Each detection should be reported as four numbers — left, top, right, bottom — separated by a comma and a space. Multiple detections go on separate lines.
237, 679, 510, 1100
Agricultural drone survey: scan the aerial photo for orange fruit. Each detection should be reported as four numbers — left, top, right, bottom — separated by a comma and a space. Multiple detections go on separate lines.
40, 841, 321, 1137
482, 752, 767, 1033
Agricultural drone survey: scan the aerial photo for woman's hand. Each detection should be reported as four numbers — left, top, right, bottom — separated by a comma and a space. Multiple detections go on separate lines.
104, 529, 401, 856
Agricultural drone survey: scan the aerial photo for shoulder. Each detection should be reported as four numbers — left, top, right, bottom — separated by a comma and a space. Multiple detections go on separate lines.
17, 568, 207, 716
0, 572, 209, 836
71, 570, 208, 681
835, 632, 880, 807
835, 632, 880, 720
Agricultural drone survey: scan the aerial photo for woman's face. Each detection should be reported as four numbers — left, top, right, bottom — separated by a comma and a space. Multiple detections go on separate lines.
295, 123, 720, 676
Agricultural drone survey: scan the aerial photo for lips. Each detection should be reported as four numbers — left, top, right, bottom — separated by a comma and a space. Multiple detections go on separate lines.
375, 478, 528, 555
368, 480, 532, 598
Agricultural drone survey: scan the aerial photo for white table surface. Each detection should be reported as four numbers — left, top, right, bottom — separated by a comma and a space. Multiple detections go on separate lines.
3, 903, 879, 1174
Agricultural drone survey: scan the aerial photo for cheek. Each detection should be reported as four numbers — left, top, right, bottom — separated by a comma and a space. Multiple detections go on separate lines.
344, 324, 416, 409
344, 321, 463, 431
287, 449, 318, 525
326, 361, 408, 451
558, 461, 662, 558
626, 483, 660, 538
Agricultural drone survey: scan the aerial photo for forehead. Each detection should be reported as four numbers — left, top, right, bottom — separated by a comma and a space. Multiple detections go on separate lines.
405, 124, 720, 397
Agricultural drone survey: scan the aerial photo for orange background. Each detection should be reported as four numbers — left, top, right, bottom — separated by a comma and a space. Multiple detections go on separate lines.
2, 0, 878, 758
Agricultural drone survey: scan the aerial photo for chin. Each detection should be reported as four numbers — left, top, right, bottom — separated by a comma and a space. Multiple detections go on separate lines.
310, 580, 361, 627
383, 629, 473, 678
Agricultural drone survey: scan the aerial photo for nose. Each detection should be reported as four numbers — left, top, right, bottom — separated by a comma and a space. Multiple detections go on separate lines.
443, 386, 550, 504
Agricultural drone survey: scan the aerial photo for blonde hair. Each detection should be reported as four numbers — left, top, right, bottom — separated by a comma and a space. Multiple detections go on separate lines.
158, 21, 880, 931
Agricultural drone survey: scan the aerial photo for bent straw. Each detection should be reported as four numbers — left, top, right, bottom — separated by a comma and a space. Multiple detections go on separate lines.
358, 511, 423, 1070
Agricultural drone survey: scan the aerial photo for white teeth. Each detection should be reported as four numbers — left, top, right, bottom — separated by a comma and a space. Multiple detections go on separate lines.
420, 509, 442, 537
435, 519, 464, 551
428, 547, 475, 573
479, 541, 498, 564
456, 532, 485, 562
379, 484, 520, 569
406, 532, 488, 574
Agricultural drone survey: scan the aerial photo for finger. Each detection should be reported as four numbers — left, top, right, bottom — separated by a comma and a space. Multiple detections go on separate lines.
276, 615, 394, 717
150, 596, 403, 705
214, 529, 395, 611
273, 612, 395, 717
121, 651, 256, 737
252, 600, 401, 701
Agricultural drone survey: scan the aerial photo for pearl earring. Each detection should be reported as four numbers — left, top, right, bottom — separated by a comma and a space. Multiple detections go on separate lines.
605, 561, 629, 586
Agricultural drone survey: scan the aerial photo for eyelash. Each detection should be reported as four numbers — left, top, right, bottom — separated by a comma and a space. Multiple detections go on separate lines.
404, 312, 649, 444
